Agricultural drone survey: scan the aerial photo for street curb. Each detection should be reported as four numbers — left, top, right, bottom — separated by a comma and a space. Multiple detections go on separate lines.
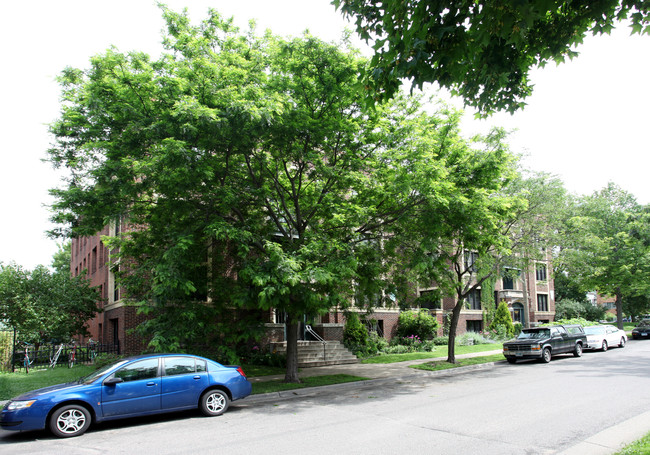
242, 361, 501, 405
557, 410, 650, 455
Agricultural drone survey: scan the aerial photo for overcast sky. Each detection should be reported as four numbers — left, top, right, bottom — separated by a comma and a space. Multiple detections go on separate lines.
1, 0, 649, 270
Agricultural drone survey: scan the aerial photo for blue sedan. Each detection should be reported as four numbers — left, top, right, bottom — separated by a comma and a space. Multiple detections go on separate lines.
1, 353, 252, 437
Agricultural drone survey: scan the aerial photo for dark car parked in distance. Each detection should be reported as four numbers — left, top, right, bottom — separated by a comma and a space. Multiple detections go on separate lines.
632, 320, 650, 340
1, 354, 252, 437
503, 325, 586, 364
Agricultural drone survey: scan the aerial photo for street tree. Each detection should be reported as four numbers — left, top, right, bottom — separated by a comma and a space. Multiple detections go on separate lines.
562, 183, 650, 329
391, 127, 524, 362
334, 0, 650, 114
46, 7, 464, 381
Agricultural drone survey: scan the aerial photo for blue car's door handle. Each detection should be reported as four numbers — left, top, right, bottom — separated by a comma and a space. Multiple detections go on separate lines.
193, 376, 201, 380
146, 382, 157, 387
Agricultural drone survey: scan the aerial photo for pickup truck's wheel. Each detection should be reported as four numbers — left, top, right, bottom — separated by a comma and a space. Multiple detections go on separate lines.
573, 343, 583, 357
542, 347, 552, 363
619, 337, 626, 348
601, 340, 608, 351
506, 357, 517, 364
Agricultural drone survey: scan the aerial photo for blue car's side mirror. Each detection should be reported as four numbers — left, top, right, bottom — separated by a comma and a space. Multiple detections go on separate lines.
103, 377, 124, 386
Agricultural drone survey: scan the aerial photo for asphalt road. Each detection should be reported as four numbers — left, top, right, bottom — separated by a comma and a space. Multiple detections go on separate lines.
2, 340, 650, 454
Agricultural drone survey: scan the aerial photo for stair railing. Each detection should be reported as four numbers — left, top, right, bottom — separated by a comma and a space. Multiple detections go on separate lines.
305, 325, 327, 361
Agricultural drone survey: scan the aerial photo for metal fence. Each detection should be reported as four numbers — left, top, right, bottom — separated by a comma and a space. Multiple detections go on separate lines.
11, 342, 120, 372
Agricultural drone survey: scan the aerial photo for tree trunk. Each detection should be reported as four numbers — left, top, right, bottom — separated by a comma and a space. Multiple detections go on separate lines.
284, 313, 301, 383
521, 266, 530, 328
446, 299, 464, 363
615, 289, 624, 330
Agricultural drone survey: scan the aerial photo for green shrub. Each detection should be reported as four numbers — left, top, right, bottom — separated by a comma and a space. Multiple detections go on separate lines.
547, 317, 593, 327
555, 299, 606, 322
432, 336, 449, 345
243, 346, 287, 368
344, 313, 391, 358
343, 313, 369, 346
488, 301, 515, 338
396, 310, 439, 340
457, 332, 495, 346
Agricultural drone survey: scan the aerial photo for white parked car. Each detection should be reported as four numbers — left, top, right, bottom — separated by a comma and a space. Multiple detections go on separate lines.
584, 325, 627, 351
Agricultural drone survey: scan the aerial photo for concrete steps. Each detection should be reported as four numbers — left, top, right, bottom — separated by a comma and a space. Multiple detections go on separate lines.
270, 341, 358, 367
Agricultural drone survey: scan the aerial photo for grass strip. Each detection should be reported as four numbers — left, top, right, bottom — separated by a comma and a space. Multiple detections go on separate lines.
252, 374, 369, 395
614, 430, 650, 455
241, 364, 285, 377
362, 343, 503, 364
411, 353, 505, 372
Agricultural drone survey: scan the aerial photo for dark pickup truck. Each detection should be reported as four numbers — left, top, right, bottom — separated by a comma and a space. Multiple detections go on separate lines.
502, 325, 587, 364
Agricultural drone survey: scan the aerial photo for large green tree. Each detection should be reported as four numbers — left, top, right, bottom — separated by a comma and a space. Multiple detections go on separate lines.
391, 127, 524, 362
561, 183, 650, 328
47, 7, 465, 381
335, 0, 650, 114
0, 262, 101, 347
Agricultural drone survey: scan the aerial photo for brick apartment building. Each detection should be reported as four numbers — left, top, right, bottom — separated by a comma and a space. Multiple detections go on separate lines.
72, 222, 555, 354
70, 223, 149, 354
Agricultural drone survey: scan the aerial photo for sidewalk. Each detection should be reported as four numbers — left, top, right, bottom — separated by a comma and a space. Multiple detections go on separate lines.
247, 349, 502, 384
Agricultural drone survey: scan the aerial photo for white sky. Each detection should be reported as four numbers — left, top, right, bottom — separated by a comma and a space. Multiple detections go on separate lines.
1, 0, 649, 270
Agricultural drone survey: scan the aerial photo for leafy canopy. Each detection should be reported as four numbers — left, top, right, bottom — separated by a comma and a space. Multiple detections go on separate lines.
335, 0, 650, 114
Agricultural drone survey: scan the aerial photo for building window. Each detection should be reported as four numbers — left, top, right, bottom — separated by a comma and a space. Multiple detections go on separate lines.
502, 268, 519, 290
91, 247, 98, 274
464, 250, 479, 273
536, 264, 547, 281
537, 294, 549, 312
467, 320, 482, 332
466, 289, 481, 310
417, 289, 442, 310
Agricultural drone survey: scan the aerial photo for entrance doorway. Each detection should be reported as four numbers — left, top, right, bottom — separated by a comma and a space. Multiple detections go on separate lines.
512, 303, 524, 324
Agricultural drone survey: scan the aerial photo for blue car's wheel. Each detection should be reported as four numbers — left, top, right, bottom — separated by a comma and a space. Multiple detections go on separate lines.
49, 404, 91, 438
200, 389, 230, 416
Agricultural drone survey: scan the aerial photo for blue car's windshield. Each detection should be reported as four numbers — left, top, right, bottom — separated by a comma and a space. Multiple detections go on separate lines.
517, 330, 550, 340
79, 360, 129, 384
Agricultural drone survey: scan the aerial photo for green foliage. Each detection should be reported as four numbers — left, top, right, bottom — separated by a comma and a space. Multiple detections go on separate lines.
488, 301, 515, 338
554, 268, 589, 304
560, 184, 650, 327
343, 312, 369, 349
543, 317, 594, 327
240, 346, 287, 369
336, 0, 650, 114
396, 310, 439, 340
432, 336, 449, 346
50, 7, 476, 379
0, 331, 11, 372
0, 262, 101, 344
555, 299, 606, 322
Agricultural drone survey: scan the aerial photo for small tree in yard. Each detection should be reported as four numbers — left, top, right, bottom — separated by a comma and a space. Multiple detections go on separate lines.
488, 301, 515, 339
343, 312, 369, 351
